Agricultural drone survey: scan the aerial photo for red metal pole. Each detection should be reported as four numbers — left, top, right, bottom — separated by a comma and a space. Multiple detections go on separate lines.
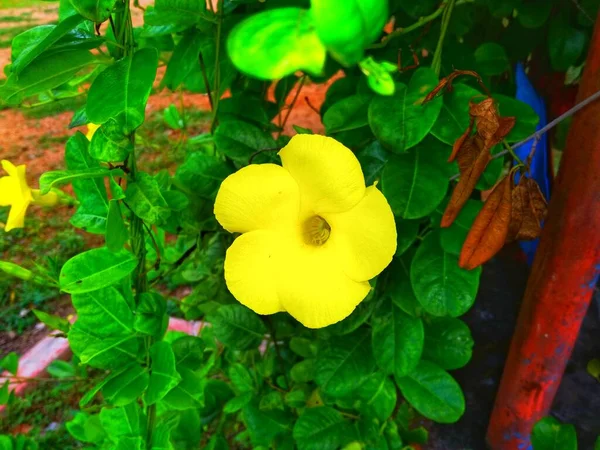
486, 12, 600, 450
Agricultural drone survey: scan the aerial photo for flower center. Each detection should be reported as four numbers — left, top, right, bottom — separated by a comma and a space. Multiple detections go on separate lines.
303, 215, 331, 246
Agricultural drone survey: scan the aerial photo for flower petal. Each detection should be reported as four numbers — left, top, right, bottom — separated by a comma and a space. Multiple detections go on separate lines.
214, 164, 300, 233
325, 185, 397, 282
5, 200, 30, 231
0, 176, 18, 206
277, 243, 371, 328
279, 135, 365, 214
224, 230, 285, 314
1, 160, 31, 203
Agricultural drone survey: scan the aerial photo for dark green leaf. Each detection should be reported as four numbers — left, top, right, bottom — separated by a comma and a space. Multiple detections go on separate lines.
474, 43, 509, 76
410, 233, 480, 317
174, 152, 231, 199
518, 1, 552, 28
356, 140, 390, 185
531, 417, 578, 450
423, 317, 473, 370
161, 367, 205, 410
162, 29, 205, 90
102, 363, 149, 406
396, 360, 465, 423
71, 0, 117, 22
214, 120, 276, 164
431, 84, 481, 145
388, 250, 422, 317
315, 328, 376, 397
372, 304, 424, 378
548, 16, 585, 71
154, 0, 207, 27
134, 292, 167, 338
207, 304, 267, 350
369, 68, 442, 153
436, 199, 483, 256
494, 94, 539, 142
323, 95, 370, 134
125, 172, 171, 225
293, 407, 351, 450
223, 392, 253, 413
357, 372, 397, 421
172, 335, 205, 370
243, 400, 293, 447
60, 247, 138, 294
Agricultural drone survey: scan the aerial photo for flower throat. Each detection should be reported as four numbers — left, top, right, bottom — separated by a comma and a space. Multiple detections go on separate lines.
303, 215, 331, 246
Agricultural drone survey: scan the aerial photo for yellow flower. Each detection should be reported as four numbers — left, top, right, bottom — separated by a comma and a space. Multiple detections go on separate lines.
86, 123, 100, 141
214, 135, 397, 328
0, 160, 58, 232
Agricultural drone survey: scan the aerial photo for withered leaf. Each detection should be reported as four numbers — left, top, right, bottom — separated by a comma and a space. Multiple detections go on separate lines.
506, 176, 548, 242
441, 96, 516, 227
459, 174, 513, 270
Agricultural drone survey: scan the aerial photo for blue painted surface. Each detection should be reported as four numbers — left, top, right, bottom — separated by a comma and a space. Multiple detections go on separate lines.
514, 63, 552, 265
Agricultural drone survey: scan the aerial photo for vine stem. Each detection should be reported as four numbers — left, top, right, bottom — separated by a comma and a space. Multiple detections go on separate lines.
209, 0, 224, 133
448, 87, 600, 181
277, 75, 307, 140
431, 0, 456, 76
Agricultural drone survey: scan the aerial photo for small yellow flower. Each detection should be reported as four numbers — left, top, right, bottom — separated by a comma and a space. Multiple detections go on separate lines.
0, 160, 58, 232
86, 123, 100, 141
214, 135, 397, 328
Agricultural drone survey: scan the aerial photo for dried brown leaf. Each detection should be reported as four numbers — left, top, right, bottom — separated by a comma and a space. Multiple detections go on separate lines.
507, 176, 548, 241
459, 174, 513, 270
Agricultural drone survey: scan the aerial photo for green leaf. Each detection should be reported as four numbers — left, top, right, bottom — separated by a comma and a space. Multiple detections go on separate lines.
223, 392, 253, 413
290, 359, 315, 383
431, 83, 481, 145
171, 335, 205, 370
293, 407, 351, 450
531, 417, 578, 450
372, 303, 424, 378
381, 145, 449, 219
356, 140, 389, 185
388, 250, 422, 317
154, 0, 207, 27
69, 324, 139, 369
359, 57, 396, 96
0, 261, 33, 281
356, 372, 397, 422
396, 360, 465, 423
106, 200, 128, 252
60, 247, 138, 294
517, 0, 552, 28
312, 0, 388, 65
214, 120, 276, 164
484, 0, 519, 17
99, 403, 143, 440
315, 328, 376, 397
474, 43, 509, 76
396, 219, 420, 256
125, 172, 171, 225
163, 104, 184, 130
227, 8, 326, 80
410, 233, 481, 317
229, 363, 255, 393
243, 400, 293, 447
0, 352, 18, 375
494, 95, 539, 142
397, 0, 437, 18
101, 363, 149, 406
323, 95, 370, 134
33, 309, 70, 333
134, 292, 167, 338
65, 132, 109, 234
12, 14, 85, 74
161, 367, 205, 410
0, 49, 96, 105
162, 28, 205, 90
39, 167, 117, 194
423, 317, 473, 370
369, 68, 443, 153
207, 304, 267, 350
174, 152, 231, 199
71, 0, 116, 22
72, 286, 134, 334
548, 16, 585, 71
289, 337, 318, 358
89, 119, 134, 162
146, 341, 182, 405
66, 412, 107, 444
86, 48, 158, 132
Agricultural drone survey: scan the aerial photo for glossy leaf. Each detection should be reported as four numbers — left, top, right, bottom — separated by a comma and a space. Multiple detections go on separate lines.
106, 200, 128, 252
161, 367, 205, 410
474, 43, 509, 75
357, 372, 397, 421
369, 68, 443, 153
162, 28, 205, 90
423, 317, 474, 370
207, 304, 267, 350
243, 400, 293, 447
372, 303, 424, 378
60, 247, 137, 294
102, 364, 149, 406
172, 335, 205, 370
431, 84, 482, 145
548, 16, 585, 71
293, 407, 351, 450
0, 49, 96, 105
531, 417, 578, 450
323, 95, 370, 134
438, 199, 483, 256
71, 0, 116, 22
39, 167, 116, 194
315, 328, 376, 397
228, 8, 326, 79
381, 146, 449, 219
214, 120, 276, 164
99, 403, 143, 441
125, 172, 171, 225
87, 48, 158, 132
89, 119, 134, 162
494, 95, 539, 142
396, 360, 465, 423
411, 233, 481, 317
146, 341, 182, 405
174, 152, 231, 199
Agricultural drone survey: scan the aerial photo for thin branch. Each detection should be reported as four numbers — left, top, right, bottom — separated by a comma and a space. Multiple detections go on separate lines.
151, 241, 199, 286
304, 96, 320, 114
277, 75, 307, 140
248, 147, 281, 165
198, 53, 214, 113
